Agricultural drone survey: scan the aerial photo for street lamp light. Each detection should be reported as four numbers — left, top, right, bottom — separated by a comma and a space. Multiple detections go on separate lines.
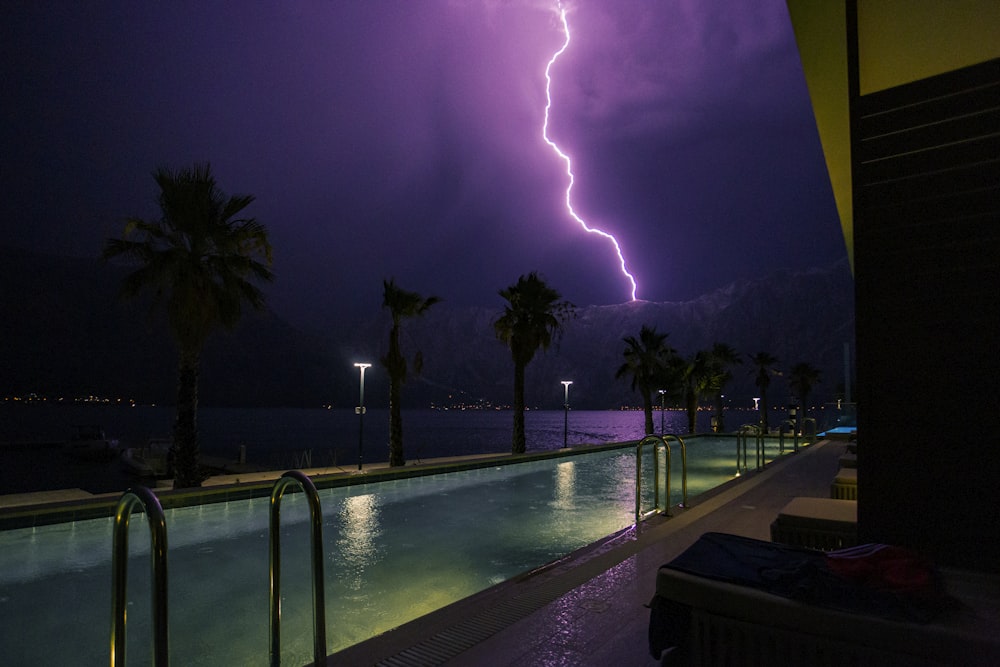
354, 363, 371, 471
658, 389, 666, 434
561, 381, 573, 448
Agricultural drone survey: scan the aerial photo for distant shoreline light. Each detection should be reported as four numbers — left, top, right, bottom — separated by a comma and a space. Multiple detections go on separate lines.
3, 393, 137, 406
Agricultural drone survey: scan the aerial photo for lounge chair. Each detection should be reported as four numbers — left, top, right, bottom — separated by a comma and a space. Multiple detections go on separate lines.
770, 496, 858, 550
648, 532, 1000, 666
839, 450, 857, 468
831, 467, 858, 499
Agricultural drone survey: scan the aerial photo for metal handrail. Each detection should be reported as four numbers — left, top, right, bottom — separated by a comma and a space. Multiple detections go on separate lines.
110, 486, 169, 667
636, 435, 666, 522
802, 417, 818, 445
636, 434, 688, 520
736, 424, 759, 475
663, 433, 688, 508
779, 419, 798, 453
269, 470, 327, 667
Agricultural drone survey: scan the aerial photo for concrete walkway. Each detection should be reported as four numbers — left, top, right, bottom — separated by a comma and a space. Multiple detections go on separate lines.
331, 439, 847, 666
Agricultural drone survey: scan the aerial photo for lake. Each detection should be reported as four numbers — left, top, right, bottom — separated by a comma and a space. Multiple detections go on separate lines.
0, 404, 833, 494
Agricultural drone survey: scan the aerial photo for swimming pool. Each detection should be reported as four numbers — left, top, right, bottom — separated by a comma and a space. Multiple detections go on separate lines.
0, 437, 765, 665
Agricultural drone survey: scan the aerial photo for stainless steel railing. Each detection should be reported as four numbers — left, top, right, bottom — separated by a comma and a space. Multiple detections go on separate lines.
779, 419, 798, 453
636, 435, 664, 522
736, 424, 762, 474
663, 433, 688, 508
636, 434, 688, 522
269, 470, 327, 667
802, 417, 818, 446
110, 486, 169, 667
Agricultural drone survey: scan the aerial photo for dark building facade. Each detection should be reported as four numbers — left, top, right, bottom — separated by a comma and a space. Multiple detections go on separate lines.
789, 0, 1000, 571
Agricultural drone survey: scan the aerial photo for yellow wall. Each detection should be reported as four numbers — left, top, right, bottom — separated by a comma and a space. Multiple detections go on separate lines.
858, 0, 1000, 94
785, 0, 853, 272
785, 0, 1000, 273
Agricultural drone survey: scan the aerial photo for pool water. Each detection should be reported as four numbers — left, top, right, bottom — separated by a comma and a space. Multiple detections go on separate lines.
0, 437, 751, 665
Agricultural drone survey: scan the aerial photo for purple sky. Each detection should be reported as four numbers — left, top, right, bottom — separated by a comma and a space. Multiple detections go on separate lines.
2, 0, 846, 331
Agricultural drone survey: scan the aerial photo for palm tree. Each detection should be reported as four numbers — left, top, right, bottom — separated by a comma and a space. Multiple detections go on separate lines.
494, 272, 574, 454
681, 350, 724, 434
788, 362, 822, 434
749, 351, 780, 432
709, 342, 742, 431
103, 164, 273, 488
615, 325, 679, 435
381, 278, 440, 467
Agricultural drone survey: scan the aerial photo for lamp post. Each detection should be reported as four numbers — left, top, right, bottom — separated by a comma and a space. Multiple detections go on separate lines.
561, 381, 573, 448
658, 389, 666, 434
354, 363, 371, 471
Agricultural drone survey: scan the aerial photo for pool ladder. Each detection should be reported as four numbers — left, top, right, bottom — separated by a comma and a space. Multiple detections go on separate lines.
269, 470, 327, 667
736, 424, 765, 474
778, 419, 799, 453
108, 471, 329, 667
110, 486, 169, 667
635, 434, 687, 523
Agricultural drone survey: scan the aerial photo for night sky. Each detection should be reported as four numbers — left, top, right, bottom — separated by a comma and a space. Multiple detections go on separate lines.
2, 0, 847, 332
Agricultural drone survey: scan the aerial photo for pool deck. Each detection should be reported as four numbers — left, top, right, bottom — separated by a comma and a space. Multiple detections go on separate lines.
0, 438, 851, 665
328, 438, 848, 666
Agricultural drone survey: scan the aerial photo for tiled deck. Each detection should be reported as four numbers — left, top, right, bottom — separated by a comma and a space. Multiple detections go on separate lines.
330, 439, 847, 666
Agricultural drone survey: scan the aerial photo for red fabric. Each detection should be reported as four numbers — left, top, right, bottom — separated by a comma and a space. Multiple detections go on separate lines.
826, 543, 934, 592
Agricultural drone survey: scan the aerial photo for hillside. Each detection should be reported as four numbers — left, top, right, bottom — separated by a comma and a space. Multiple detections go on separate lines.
374, 262, 856, 410
1, 247, 854, 409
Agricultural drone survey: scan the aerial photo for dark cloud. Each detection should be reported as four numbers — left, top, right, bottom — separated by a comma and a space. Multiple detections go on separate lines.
1, 0, 845, 331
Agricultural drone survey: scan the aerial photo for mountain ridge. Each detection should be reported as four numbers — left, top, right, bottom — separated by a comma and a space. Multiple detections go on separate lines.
1, 247, 854, 409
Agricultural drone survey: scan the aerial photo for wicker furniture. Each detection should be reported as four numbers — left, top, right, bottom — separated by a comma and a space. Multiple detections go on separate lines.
770, 496, 858, 550
831, 467, 858, 499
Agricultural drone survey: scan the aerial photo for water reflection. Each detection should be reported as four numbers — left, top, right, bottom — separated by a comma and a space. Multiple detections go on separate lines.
337, 494, 381, 590
552, 461, 576, 510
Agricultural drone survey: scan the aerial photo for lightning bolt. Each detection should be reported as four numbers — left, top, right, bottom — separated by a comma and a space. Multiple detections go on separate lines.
543, 2, 639, 301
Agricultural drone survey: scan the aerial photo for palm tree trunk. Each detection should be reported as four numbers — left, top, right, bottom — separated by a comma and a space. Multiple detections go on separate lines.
641, 389, 654, 435
760, 391, 769, 432
388, 376, 404, 467
798, 392, 808, 435
386, 323, 406, 467
714, 393, 725, 431
512, 361, 526, 454
173, 347, 203, 488
685, 391, 697, 434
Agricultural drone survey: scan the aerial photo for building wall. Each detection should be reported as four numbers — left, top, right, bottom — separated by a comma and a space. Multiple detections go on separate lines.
789, 0, 1000, 572
850, 4, 1000, 571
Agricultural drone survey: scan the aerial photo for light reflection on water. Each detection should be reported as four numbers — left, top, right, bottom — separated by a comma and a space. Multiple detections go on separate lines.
0, 437, 758, 665
338, 494, 381, 592
552, 460, 576, 510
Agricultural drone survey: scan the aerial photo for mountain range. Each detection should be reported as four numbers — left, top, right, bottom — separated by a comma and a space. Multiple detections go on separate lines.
1, 247, 854, 410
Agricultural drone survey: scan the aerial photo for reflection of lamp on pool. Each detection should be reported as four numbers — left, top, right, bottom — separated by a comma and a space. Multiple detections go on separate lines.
561, 380, 573, 447
354, 363, 371, 471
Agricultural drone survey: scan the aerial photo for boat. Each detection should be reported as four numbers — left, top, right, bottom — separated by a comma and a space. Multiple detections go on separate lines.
63, 425, 119, 461
121, 437, 173, 478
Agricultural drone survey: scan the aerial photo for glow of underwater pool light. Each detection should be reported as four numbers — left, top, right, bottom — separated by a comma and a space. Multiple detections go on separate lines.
543, 2, 639, 301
